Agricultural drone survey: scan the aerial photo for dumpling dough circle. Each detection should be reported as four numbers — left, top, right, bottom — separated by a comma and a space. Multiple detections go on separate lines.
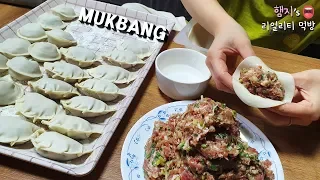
31, 130, 91, 161
0, 116, 40, 146
28, 77, 80, 99
102, 50, 145, 69
17, 23, 47, 42
46, 29, 77, 48
44, 61, 91, 83
0, 54, 8, 73
37, 12, 67, 30
60, 46, 97, 68
28, 42, 61, 62
51, 4, 78, 21
6, 56, 42, 81
0, 79, 24, 105
15, 92, 66, 122
0, 38, 31, 58
61, 96, 115, 117
75, 78, 125, 101
41, 114, 102, 139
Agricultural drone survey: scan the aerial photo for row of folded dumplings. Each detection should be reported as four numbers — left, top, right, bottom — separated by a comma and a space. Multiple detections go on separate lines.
0, 4, 153, 162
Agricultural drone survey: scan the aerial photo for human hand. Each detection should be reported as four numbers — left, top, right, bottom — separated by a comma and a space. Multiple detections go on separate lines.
206, 18, 255, 93
260, 69, 320, 126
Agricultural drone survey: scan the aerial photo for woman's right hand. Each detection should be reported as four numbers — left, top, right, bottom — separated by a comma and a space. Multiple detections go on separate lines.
261, 69, 320, 126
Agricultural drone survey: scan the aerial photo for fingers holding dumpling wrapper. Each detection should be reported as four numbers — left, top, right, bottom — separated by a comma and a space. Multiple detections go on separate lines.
232, 56, 295, 108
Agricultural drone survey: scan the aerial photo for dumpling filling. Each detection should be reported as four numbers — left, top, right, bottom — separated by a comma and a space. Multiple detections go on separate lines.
239, 66, 285, 101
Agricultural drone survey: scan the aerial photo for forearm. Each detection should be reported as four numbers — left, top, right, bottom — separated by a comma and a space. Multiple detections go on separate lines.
181, 0, 234, 35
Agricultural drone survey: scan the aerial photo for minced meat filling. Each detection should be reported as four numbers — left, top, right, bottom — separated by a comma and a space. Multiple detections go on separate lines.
239, 66, 285, 101
143, 97, 274, 180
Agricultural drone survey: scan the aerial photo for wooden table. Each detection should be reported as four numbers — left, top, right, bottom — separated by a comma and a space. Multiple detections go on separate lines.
0, 3, 320, 180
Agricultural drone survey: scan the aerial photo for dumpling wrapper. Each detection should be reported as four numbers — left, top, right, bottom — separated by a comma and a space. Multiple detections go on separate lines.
0, 79, 24, 105
87, 65, 137, 84
28, 77, 80, 99
46, 29, 77, 48
28, 42, 61, 62
75, 79, 126, 102
60, 46, 97, 68
41, 114, 103, 139
37, 12, 67, 30
44, 61, 91, 83
0, 116, 41, 146
102, 50, 146, 69
15, 93, 66, 122
0, 38, 31, 58
7, 57, 42, 81
31, 130, 92, 161
0, 54, 8, 73
61, 96, 116, 117
232, 56, 295, 108
51, 4, 78, 21
17, 23, 47, 42
116, 39, 153, 59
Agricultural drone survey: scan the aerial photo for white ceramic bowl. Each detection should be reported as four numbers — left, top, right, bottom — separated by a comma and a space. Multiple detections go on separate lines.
155, 48, 211, 100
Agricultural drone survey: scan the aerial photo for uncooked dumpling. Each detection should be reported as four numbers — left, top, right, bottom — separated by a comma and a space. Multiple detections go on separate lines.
17, 23, 47, 42
0, 79, 24, 105
28, 77, 79, 99
0, 38, 31, 58
37, 12, 67, 30
117, 39, 153, 59
51, 4, 78, 21
41, 114, 103, 139
61, 96, 115, 117
87, 65, 137, 84
15, 92, 65, 122
102, 50, 145, 69
6, 57, 42, 81
0, 116, 40, 146
28, 42, 61, 62
60, 46, 97, 68
75, 79, 125, 101
31, 130, 92, 161
0, 54, 8, 73
44, 61, 91, 83
46, 29, 77, 48
232, 56, 295, 108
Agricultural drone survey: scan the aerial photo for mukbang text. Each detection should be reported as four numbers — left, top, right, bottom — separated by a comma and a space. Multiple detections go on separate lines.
78, 7, 169, 42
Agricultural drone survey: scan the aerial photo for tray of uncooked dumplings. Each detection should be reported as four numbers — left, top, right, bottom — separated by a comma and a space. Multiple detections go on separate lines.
0, 0, 174, 176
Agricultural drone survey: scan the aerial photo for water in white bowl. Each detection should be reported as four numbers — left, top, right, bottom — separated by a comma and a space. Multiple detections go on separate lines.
162, 64, 206, 83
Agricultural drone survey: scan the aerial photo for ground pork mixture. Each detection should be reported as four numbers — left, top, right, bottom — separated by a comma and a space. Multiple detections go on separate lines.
143, 97, 274, 180
239, 66, 285, 101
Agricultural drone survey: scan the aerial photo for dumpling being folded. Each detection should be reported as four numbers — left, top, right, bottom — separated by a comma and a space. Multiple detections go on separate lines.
28, 77, 79, 99
37, 12, 67, 30
6, 57, 42, 81
0, 38, 31, 58
31, 130, 92, 161
51, 4, 78, 21
15, 93, 65, 122
60, 46, 97, 68
44, 61, 91, 83
46, 29, 77, 48
17, 23, 47, 42
102, 50, 145, 69
87, 65, 137, 84
0, 116, 40, 146
116, 39, 153, 59
28, 42, 61, 62
0, 79, 24, 105
61, 96, 115, 117
0, 54, 8, 73
75, 79, 125, 101
41, 114, 103, 139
